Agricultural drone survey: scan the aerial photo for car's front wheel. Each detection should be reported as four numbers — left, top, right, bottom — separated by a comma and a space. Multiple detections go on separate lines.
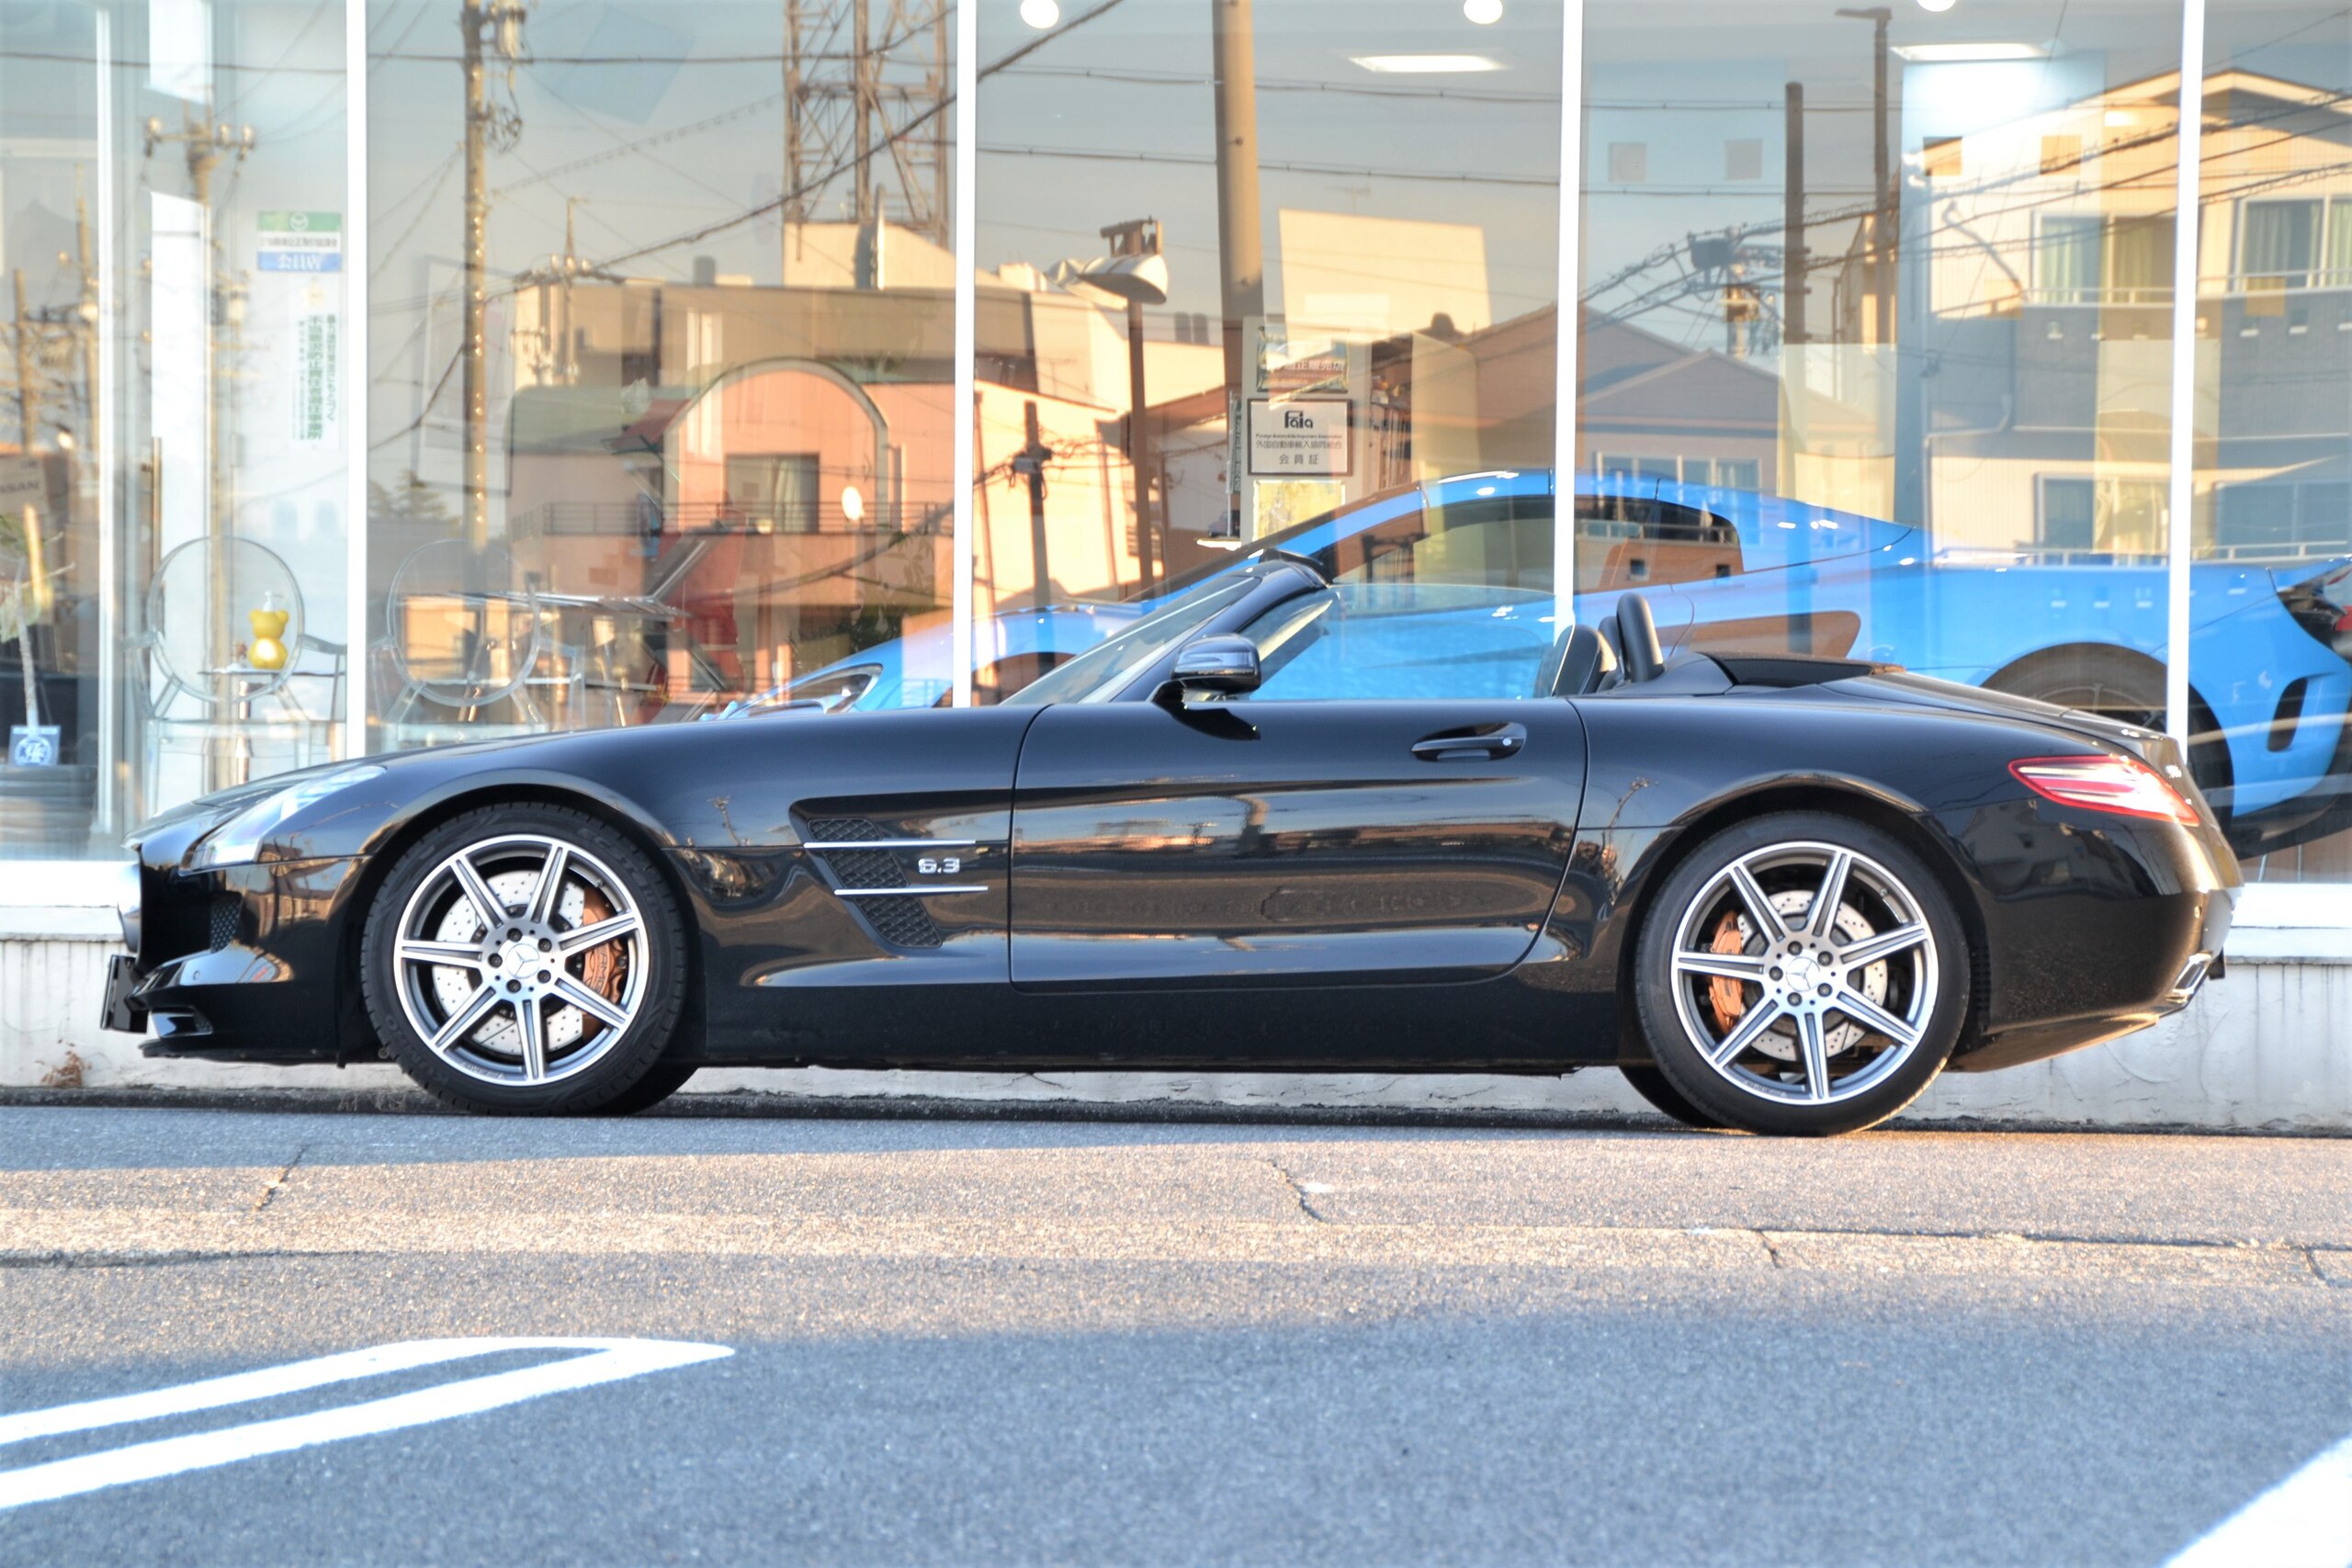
1632, 812, 1969, 1136
360, 804, 690, 1114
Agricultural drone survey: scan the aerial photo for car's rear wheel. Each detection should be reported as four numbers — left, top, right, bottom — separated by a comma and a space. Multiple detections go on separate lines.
361, 804, 690, 1115
1632, 812, 1968, 1136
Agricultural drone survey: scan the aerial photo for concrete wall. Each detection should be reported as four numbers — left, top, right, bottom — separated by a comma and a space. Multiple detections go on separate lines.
6, 913, 2344, 1129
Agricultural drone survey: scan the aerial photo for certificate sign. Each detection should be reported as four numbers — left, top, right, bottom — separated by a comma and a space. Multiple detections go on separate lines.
256, 210, 343, 273
1247, 399, 1351, 478
291, 312, 340, 445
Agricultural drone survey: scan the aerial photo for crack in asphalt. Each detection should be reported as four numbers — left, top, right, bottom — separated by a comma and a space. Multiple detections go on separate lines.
0, 1249, 379, 1271
253, 1144, 309, 1213
1266, 1158, 1329, 1224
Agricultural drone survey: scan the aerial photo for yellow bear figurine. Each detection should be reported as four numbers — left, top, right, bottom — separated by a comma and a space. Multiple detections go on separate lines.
248, 607, 290, 671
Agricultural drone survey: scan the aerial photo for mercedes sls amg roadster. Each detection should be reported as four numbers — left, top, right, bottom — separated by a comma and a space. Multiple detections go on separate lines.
101, 562, 2236, 1136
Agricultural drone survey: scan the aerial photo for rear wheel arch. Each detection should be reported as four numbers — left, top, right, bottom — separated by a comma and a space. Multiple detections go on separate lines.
1615, 782, 1989, 1050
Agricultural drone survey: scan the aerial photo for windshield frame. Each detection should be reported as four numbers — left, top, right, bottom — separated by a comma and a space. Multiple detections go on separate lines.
1004, 561, 1324, 706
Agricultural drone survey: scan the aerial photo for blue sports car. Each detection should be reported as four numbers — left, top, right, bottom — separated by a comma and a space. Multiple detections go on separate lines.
731, 470, 2352, 859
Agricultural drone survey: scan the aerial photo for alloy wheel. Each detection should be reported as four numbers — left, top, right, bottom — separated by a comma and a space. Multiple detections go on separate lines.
1665, 840, 1941, 1106
390, 833, 649, 1086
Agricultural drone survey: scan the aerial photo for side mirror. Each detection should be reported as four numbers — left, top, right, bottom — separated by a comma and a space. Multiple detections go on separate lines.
1160, 635, 1261, 703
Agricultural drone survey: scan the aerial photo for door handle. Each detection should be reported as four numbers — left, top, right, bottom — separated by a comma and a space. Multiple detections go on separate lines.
1412, 722, 1526, 761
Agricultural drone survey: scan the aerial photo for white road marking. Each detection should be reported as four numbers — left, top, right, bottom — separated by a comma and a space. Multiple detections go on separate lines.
2165, 1428, 2352, 1568
0, 1337, 731, 1510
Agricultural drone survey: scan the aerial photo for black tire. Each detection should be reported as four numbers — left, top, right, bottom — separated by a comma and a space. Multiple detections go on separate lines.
1619, 1062, 1728, 1131
361, 803, 691, 1115
587, 1061, 697, 1117
1632, 811, 1970, 1137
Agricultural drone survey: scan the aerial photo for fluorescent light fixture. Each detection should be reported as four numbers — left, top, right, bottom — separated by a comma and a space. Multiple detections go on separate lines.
1350, 52, 1502, 73
1891, 40, 2047, 62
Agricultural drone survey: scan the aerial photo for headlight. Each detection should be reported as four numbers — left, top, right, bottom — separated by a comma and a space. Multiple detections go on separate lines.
187, 765, 386, 870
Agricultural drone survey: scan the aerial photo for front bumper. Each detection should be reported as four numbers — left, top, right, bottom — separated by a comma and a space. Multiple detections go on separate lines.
100, 952, 146, 1034
100, 853, 372, 1064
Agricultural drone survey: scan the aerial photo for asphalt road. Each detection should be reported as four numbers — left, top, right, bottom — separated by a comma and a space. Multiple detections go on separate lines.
0, 1101, 2346, 1566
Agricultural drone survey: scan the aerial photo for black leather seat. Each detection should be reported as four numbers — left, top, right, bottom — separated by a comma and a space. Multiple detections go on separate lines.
1538, 621, 1618, 696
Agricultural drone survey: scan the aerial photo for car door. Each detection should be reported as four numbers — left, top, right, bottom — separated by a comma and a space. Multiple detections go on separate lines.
1008, 575, 1589, 989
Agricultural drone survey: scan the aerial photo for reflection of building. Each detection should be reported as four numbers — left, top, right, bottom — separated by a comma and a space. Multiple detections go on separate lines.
1915, 68, 2352, 559
494, 257, 1230, 703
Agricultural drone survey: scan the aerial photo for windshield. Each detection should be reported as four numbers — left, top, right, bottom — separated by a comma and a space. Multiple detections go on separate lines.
1005, 575, 1262, 705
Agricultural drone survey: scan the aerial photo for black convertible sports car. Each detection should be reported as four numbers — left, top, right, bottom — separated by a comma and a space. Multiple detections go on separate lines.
102, 560, 2236, 1136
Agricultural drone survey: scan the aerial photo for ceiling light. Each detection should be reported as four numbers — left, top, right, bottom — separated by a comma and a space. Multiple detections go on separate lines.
1464, 0, 1504, 22
1891, 40, 2046, 61
1351, 53, 1502, 73
1916, 0, 1957, 11
1018, 0, 1059, 28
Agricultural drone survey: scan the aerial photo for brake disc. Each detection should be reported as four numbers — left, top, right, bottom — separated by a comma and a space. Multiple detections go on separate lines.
1703, 889, 1891, 1061
428, 868, 623, 1057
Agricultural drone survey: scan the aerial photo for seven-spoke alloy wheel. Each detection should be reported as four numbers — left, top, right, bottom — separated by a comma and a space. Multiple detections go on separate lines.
362, 805, 690, 1114
1633, 812, 1969, 1136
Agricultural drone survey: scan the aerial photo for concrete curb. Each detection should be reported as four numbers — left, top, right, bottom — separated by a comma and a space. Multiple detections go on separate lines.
2, 1084, 2344, 1138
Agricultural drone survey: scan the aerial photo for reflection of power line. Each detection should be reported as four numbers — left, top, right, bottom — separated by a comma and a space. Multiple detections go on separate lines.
492, 93, 784, 198
978, 144, 1557, 189
993, 62, 1565, 105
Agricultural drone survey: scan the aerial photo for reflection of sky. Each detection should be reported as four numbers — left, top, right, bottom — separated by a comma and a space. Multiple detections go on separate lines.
976, 0, 1563, 321
1580, 2, 2177, 352
359, 0, 1566, 333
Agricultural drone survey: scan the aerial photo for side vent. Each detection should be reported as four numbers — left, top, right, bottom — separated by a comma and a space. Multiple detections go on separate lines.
802, 817, 945, 949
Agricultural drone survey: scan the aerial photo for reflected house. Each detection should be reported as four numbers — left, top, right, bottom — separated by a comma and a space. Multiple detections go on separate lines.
498, 227, 1233, 709
1915, 65, 2352, 559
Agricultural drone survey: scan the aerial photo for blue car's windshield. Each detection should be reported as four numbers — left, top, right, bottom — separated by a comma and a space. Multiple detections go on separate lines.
1003, 574, 1263, 705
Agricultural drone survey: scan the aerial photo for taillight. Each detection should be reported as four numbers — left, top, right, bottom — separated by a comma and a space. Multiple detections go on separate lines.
2011, 756, 2202, 827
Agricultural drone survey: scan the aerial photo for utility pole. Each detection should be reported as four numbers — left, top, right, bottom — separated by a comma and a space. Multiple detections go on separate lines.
1211, 0, 1263, 538
784, 2, 804, 273
460, 0, 527, 552
1012, 400, 1053, 612
560, 196, 581, 384
1783, 82, 1806, 348
1837, 6, 1894, 344
1098, 218, 1164, 592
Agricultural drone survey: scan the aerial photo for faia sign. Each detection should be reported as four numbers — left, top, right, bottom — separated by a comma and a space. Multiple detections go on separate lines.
255, 210, 343, 273
1247, 398, 1351, 477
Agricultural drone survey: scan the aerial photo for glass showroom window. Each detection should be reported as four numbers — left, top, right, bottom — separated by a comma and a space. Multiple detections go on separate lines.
364, 0, 955, 739
2, 0, 349, 857
967, 0, 1563, 704
1578, 0, 2228, 819
2193, 7, 2352, 885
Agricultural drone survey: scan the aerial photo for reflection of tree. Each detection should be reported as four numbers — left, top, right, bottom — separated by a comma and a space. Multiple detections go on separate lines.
368, 470, 459, 528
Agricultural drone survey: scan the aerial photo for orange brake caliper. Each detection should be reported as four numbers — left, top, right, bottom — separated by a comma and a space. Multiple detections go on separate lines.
1706, 910, 1751, 1034
575, 886, 622, 1033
